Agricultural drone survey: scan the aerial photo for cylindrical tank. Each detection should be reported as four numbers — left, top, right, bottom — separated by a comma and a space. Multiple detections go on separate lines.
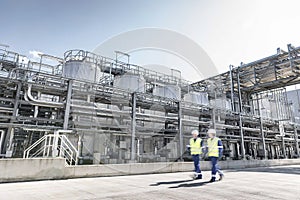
210, 98, 231, 110
63, 61, 101, 82
153, 85, 181, 100
113, 74, 145, 93
183, 91, 209, 105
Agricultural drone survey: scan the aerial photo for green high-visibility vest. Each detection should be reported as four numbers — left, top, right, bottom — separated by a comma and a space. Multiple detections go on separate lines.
190, 138, 202, 155
207, 137, 222, 157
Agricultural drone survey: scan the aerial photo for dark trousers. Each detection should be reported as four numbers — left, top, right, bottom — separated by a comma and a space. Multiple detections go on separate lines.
209, 156, 223, 176
192, 154, 201, 174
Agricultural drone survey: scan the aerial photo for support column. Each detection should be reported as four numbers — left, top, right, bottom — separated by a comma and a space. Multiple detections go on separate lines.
178, 101, 183, 161
3, 81, 22, 155
130, 93, 136, 161
294, 126, 300, 157
282, 136, 287, 158
237, 67, 246, 159
256, 93, 267, 159
63, 80, 73, 130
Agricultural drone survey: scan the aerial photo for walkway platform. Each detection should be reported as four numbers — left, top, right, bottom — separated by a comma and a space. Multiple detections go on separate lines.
0, 165, 299, 200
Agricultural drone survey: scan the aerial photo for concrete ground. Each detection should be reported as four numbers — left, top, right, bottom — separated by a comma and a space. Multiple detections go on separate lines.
0, 165, 299, 200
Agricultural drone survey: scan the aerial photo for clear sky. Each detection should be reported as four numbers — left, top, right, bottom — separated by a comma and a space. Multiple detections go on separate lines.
2, 0, 300, 81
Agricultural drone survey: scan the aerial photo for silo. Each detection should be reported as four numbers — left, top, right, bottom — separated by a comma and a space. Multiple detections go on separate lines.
113, 74, 145, 93
153, 85, 181, 100
63, 60, 101, 82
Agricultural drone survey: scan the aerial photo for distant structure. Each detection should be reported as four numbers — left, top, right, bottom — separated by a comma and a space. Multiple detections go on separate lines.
0, 44, 299, 164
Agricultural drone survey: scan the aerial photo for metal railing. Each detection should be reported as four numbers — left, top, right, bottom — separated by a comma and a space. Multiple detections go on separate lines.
23, 132, 78, 165
64, 49, 191, 86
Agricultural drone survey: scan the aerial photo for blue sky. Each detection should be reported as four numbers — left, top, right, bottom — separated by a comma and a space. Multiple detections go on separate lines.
2, 0, 300, 81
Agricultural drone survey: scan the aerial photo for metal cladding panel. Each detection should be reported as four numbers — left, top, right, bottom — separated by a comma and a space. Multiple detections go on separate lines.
183, 91, 208, 105
153, 85, 181, 100
113, 75, 145, 93
63, 61, 101, 82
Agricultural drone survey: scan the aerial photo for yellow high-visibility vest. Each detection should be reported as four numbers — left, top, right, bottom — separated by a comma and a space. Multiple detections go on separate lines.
190, 138, 202, 155
207, 137, 222, 157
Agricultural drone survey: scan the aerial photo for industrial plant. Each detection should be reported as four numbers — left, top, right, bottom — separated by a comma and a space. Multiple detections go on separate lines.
0, 44, 299, 165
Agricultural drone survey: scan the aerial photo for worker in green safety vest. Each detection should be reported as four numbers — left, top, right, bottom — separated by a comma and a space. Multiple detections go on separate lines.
206, 128, 224, 182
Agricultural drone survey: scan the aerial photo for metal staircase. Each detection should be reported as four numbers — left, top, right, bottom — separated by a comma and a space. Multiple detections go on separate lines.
23, 130, 78, 165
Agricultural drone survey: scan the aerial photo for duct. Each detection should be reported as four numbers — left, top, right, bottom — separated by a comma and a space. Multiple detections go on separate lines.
25, 84, 64, 107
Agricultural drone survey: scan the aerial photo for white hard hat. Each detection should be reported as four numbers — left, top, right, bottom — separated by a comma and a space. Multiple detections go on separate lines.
191, 130, 199, 135
207, 129, 216, 134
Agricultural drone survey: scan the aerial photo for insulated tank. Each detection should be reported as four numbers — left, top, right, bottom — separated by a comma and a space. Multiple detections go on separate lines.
153, 85, 181, 100
210, 98, 231, 110
183, 91, 209, 105
63, 60, 101, 82
113, 74, 145, 93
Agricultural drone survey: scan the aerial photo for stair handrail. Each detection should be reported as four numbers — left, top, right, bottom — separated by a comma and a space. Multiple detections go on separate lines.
23, 135, 47, 158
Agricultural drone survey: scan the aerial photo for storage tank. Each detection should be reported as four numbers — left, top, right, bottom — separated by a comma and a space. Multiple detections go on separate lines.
113, 74, 145, 93
63, 60, 101, 82
153, 85, 181, 100
210, 98, 231, 110
183, 91, 209, 105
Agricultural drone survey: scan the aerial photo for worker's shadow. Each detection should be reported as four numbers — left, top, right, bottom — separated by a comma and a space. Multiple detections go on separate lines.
150, 180, 210, 188
150, 179, 193, 186
169, 180, 210, 188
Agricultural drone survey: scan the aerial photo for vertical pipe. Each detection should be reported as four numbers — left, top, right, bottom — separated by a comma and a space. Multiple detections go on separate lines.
0, 130, 4, 155
282, 136, 287, 158
293, 126, 299, 158
256, 93, 267, 159
63, 80, 73, 130
287, 44, 294, 69
229, 65, 235, 111
130, 92, 137, 161
237, 67, 246, 159
178, 101, 183, 161
212, 90, 217, 129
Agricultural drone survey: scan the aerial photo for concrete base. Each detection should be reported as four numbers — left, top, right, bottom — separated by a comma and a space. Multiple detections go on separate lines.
0, 158, 300, 183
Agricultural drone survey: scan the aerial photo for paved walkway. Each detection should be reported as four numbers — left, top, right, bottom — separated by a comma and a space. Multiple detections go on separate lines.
0, 165, 299, 200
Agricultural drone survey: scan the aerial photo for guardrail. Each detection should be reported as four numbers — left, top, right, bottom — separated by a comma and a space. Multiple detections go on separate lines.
23, 131, 78, 165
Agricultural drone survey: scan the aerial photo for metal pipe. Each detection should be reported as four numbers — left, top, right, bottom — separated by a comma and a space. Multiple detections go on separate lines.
0, 130, 5, 154
293, 125, 299, 157
130, 93, 137, 161
27, 84, 64, 107
256, 93, 267, 159
229, 65, 235, 111
237, 67, 246, 159
178, 101, 183, 161
63, 80, 73, 129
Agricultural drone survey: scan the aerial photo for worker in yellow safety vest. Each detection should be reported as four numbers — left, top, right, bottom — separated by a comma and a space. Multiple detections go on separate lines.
206, 128, 224, 182
187, 130, 203, 180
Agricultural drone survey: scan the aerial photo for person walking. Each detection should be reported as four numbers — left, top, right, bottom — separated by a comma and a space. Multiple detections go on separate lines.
206, 128, 224, 182
188, 130, 203, 180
